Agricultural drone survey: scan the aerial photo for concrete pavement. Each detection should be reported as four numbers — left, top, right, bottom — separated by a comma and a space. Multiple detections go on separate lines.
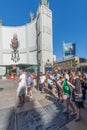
0, 79, 87, 130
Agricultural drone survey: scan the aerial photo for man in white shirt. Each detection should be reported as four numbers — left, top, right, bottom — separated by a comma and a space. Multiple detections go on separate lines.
16, 70, 26, 107
39, 72, 46, 93
64, 71, 69, 81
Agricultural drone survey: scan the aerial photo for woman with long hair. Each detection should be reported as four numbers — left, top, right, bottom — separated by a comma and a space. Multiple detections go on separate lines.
57, 74, 76, 116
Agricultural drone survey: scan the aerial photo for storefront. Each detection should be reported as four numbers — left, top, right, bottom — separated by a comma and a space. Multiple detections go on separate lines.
0, 64, 37, 79
53, 56, 86, 73
76, 63, 87, 73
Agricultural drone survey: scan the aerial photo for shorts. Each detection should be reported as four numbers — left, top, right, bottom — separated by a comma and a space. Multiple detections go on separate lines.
48, 84, 53, 90
48, 82, 53, 86
39, 83, 45, 88
17, 84, 26, 96
27, 84, 33, 89
63, 94, 71, 100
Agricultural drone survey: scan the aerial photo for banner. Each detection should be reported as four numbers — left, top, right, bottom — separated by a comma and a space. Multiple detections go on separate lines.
63, 42, 76, 59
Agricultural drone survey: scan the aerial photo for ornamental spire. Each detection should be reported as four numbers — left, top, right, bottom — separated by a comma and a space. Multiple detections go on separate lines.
40, 0, 49, 7
29, 12, 34, 22
0, 18, 2, 25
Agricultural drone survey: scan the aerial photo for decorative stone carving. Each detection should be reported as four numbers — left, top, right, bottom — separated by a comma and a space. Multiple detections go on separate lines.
41, 0, 48, 7
10, 33, 20, 63
30, 12, 34, 22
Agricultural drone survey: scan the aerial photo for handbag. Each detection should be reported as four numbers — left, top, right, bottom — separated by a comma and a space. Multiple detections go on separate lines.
75, 93, 83, 102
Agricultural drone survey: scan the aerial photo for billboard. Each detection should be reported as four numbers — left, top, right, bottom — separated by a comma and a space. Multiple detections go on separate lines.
63, 42, 76, 59
0, 67, 6, 76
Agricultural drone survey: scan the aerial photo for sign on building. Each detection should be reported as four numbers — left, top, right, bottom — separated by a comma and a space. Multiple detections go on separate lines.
63, 42, 76, 59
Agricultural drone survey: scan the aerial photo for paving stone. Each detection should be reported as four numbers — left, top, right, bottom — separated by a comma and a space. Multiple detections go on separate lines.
16, 102, 75, 130
1, 80, 87, 130
16, 107, 51, 130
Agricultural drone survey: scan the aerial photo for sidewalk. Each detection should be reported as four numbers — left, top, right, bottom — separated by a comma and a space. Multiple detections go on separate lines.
16, 86, 87, 130
0, 79, 87, 130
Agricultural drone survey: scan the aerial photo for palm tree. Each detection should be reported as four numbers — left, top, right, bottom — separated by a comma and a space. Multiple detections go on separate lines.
66, 61, 70, 68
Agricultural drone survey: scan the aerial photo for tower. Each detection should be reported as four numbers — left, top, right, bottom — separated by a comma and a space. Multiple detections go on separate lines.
0, 18, 2, 64
36, 0, 53, 72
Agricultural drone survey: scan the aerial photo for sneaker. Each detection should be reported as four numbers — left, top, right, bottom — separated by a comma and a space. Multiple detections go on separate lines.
74, 117, 81, 122
63, 110, 69, 113
17, 103, 22, 107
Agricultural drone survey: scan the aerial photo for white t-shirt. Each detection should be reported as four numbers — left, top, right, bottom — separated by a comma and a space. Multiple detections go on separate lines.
19, 73, 26, 86
65, 73, 69, 81
40, 75, 46, 84
48, 75, 54, 85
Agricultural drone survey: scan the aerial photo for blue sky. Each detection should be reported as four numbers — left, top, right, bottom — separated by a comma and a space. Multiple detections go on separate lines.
0, 0, 87, 60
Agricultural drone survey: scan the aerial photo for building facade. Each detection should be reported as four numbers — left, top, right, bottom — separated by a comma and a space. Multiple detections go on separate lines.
0, 0, 54, 74
53, 56, 86, 73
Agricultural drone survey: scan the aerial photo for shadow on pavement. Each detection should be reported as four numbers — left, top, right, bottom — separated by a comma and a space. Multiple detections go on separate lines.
1, 96, 72, 130
0, 107, 15, 130
0, 80, 74, 130
15, 90, 74, 130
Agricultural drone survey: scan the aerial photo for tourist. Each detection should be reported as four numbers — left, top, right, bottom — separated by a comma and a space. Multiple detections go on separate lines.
44, 72, 49, 89
73, 73, 83, 121
57, 74, 76, 116
79, 74, 86, 107
32, 72, 37, 87
69, 71, 76, 102
53, 69, 61, 100
39, 72, 46, 93
64, 71, 70, 81
48, 71, 54, 94
26, 72, 34, 98
16, 70, 26, 107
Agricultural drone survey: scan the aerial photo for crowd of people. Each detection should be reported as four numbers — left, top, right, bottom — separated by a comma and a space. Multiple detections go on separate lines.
16, 69, 87, 122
